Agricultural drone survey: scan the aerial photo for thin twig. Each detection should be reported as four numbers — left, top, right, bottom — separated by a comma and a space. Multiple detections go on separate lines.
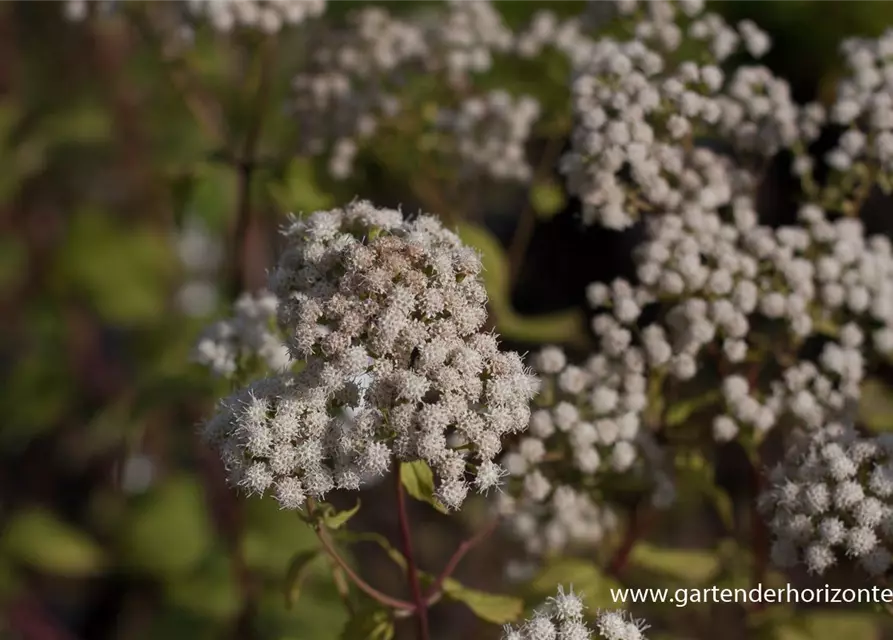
308, 500, 415, 612
608, 504, 654, 578
425, 516, 500, 604
396, 472, 431, 640
229, 38, 276, 298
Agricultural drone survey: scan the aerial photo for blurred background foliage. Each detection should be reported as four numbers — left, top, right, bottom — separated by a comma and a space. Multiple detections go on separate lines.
5, 2, 893, 639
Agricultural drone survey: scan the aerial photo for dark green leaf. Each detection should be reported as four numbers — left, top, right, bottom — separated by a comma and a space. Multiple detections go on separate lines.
284, 550, 322, 609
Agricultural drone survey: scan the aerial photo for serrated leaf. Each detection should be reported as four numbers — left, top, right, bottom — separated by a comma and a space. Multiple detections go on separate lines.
2, 508, 105, 577
530, 558, 622, 610
629, 543, 719, 585
340, 607, 395, 640
530, 180, 566, 220
400, 461, 449, 514
322, 500, 361, 530
860, 378, 893, 431
284, 550, 321, 609
442, 579, 523, 624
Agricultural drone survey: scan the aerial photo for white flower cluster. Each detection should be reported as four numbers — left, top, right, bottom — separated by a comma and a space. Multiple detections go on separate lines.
582, 197, 893, 444
291, 7, 424, 178
496, 344, 652, 556
290, 1, 513, 179
64, 0, 326, 33
193, 290, 290, 378
760, 423, 893, 577
502, 585, 648, 640
203, 201, 538, 510
436, 91, 541, 182
514, 10, 602, 65
430, 0, 514, 87
560, 0, 803, 229
186, 0, 326, 34
820, 29, 893, 178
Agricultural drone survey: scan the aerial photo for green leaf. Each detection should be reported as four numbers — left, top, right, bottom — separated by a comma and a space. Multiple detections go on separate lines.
340, 607, 395, 640
530, 558, 622, 610
629, 543, 720, 585
241, 496, 319, 574
664, 390, 721, 427
675, 452, 735, 532
442, 579, 524, 625
2, 508, 105, 577
455, 222, 588, 347
399, 461, 449, 514
268, 158, 334, 214
118, 475, 215, 578
860, 378, 893, 431
284, 550, 322, 609
56, 210, 175, 326
164, 549, 240, 620
322, 500, 361, 530
530, 180, 566, 220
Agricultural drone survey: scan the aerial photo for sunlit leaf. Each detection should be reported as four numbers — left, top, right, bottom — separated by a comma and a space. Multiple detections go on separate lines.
530, 558, 623, 610
442, 578, 524, 625
629, 543, 720, 585
399, 461, 449, 514
455, 222, 588, 346
322, 500, 361, 530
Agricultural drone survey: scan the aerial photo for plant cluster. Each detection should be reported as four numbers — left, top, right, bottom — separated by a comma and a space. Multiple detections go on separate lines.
45, 0, 893, 638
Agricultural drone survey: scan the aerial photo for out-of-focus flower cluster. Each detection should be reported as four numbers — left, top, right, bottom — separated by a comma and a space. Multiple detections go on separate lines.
495, 344, 652, 557
186, 0, 326, 33
608, 201, 893, 444
290, 1, 515, 180
818, 31, 893, 191
760, 423, 893, 578
65, 0, 326, 34
502, 585, 649, 640
200, 201, 538, 510
193, 290, 290, 378
559, 0, 800, 229
435, 91, 541, 183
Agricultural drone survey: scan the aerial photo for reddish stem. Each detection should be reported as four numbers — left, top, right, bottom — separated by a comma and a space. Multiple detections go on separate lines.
609, 506, 652, 578
395, 473, 430, 640
307, 500, 414, 611
425, 516, 500, 603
